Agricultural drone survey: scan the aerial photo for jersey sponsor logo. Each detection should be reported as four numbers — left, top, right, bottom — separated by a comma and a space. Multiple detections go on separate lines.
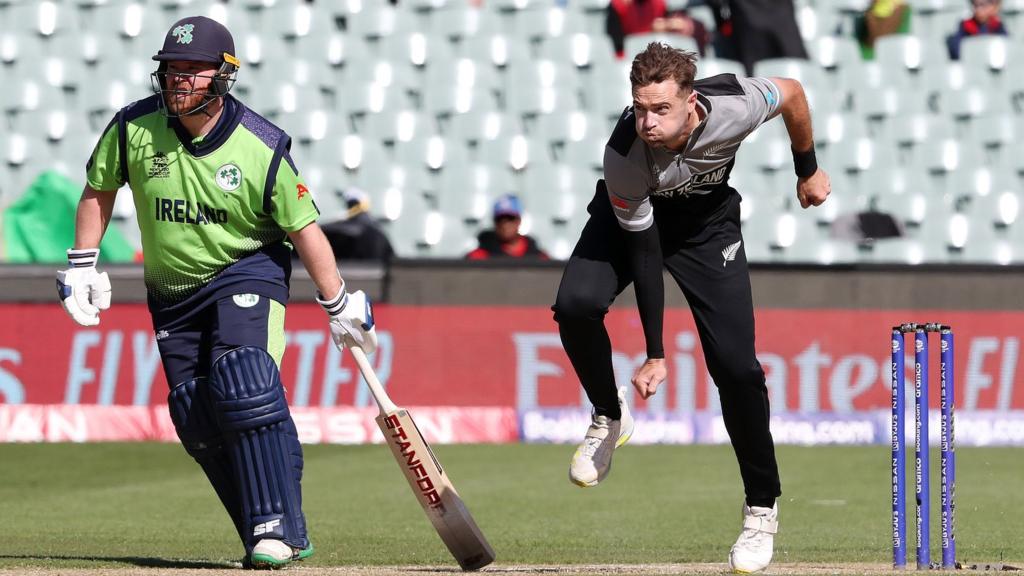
610, 196, 629, 210
763, 88, 777, 108
232, 293, 260, 308
651, 164, 730, 198
215, 163, 242, 192
172, 24, 194, 45
148, 152, 170, 179
296, 183, 309, 200
154, 197, 228, 225
155, 329, 170, 341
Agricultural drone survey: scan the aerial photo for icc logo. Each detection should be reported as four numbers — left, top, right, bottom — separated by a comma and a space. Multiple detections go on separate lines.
892, 339, 900, 353
941, 340, 948, 352
915, 340, 924, 353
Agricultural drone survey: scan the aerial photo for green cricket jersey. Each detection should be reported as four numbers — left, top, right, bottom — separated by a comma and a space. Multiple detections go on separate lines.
86, 94, 319, 309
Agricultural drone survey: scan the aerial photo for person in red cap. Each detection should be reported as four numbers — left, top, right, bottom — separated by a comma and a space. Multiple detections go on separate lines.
466, 194, 548, 259
57, 15, 377, 569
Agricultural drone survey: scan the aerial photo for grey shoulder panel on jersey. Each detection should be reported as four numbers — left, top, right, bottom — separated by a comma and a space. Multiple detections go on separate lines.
606, 107, 638, 158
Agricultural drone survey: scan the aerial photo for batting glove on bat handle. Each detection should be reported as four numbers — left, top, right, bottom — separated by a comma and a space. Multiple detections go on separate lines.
56, 248, 112, 327
317, 284, 378, 355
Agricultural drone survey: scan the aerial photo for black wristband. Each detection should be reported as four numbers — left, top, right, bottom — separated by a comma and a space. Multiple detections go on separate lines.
792, 145, 817, 178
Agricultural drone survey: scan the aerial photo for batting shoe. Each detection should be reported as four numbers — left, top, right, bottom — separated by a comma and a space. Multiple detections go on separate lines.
247, 539, 315, 570
728, 502, 778, 573
569, 387, 634, 487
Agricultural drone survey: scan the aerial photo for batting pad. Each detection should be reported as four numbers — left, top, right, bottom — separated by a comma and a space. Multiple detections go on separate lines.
168, 377, 245, 542
209, 347, 308, 552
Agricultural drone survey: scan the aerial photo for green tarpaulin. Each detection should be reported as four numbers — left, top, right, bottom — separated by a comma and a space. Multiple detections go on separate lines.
2, 171, 135, 263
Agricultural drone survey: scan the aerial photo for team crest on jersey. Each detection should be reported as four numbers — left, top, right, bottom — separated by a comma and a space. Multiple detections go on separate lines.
215, 164, 242, 192
148, 152, 170, 179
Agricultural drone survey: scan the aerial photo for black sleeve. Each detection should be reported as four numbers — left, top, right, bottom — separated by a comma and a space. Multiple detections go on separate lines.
625, 222, 665, 358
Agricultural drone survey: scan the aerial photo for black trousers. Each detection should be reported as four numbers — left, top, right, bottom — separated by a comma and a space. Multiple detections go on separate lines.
552, 184, 781, 507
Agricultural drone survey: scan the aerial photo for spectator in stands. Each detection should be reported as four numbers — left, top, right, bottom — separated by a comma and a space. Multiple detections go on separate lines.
606, 0, 711, 58
318, 188, 394, 262
947, 0, 1008, 60
716, 0, 808, 75
855, 0, 912, 59
466, 194, 548, 260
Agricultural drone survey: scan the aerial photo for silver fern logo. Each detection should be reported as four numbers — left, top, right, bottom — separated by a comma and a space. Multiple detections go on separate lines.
722, 240, 742, 267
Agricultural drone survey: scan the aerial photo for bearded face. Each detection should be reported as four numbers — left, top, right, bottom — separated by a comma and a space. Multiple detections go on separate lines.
154, 60, 220, 117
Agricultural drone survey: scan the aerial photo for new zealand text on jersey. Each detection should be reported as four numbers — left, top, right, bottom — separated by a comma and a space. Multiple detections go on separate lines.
652, 164, 730, 198
155, 197, 229, 225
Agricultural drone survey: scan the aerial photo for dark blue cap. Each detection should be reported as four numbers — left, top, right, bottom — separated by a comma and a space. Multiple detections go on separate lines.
493, 194, 522, 219
152, 16, 238, 66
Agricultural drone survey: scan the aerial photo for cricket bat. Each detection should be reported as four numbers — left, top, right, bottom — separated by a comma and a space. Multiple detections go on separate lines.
349, 346, 496, 571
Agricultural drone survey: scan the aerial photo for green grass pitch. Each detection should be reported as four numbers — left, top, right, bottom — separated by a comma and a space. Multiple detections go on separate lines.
0, 443, 1021, 570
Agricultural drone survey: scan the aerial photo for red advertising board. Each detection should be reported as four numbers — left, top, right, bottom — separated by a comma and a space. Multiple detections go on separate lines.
0, 304, 1021, 412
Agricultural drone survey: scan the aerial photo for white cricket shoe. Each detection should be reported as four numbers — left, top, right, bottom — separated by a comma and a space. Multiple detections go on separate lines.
569, 387, 634, 487
728, 502, 778, 573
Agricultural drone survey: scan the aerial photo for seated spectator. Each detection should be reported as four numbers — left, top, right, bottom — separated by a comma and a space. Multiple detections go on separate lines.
466, 195, 548, 260
317, 188, 394, 262
606, 0, 711, 58
947, 0, 1008, 60
855, 0, 912, 59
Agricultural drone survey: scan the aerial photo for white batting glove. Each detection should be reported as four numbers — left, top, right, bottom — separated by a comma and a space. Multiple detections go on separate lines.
56, 248, 112, 327
317, 283, 378, 355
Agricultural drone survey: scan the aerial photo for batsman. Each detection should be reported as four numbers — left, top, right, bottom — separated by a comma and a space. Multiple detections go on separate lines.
553, 43, 830, 572
55, 16, 377, 568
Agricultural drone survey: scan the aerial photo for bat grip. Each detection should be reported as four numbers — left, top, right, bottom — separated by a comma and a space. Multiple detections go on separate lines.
349, 345, 398, 413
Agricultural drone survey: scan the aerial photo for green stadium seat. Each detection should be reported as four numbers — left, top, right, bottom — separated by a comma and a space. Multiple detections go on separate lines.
394, 135, 471, 173
444, 110, 521, 147
381, 31, 457, 69
533, 110, 605, 147
559, 137, 605, 172
347, 4, 416, 42
520, 162, 590, 224
512, 6, 587, 41
474, 134, 552, 171
421, 83, 499, 116
267, 2, 335, 41
459, 34, 532, 68
437, 163, 513, 224
872, 34, 946, 86
878, 113, 955, 147
424, 57, 501, 95
538, 33, 617, 69
815, 111, 869, 147
7, 1, 72, 38
362, 109, 438, 145
296, 32, 365, 69
696, 58, 746, 79
430, 5, 502, 42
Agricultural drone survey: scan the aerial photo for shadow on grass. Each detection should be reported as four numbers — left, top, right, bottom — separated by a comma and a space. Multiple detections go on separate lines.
0, 554, 238, 569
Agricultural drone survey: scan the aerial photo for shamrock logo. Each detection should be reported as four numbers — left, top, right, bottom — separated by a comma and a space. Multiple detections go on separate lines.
172, 24, 194, 45
215, 163, 242, 191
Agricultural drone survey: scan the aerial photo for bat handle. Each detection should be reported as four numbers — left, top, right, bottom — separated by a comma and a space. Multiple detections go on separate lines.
349, 345, 399, 414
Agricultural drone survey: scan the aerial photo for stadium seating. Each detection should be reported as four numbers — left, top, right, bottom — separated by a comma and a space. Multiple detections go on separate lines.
0, 0, 1020, 264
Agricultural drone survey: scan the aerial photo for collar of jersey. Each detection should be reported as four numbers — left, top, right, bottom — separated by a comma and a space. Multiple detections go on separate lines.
168, 94, 245, 157
686, 92, 712, 152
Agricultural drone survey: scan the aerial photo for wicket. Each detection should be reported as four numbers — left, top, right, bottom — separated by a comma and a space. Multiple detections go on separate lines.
891, 323, 956, 570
